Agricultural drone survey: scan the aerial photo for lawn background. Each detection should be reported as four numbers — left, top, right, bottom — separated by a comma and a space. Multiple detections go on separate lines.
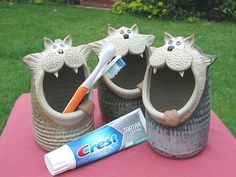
0, 3, 235, 135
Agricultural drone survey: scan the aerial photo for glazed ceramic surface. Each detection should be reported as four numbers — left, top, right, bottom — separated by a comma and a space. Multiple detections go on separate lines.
23, 36, 94, 151
91, 24, 155, 121
142, 33, 216, 158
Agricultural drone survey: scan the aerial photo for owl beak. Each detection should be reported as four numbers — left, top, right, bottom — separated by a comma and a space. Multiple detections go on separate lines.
57, 49, 64, 54
167, 45, 174, 51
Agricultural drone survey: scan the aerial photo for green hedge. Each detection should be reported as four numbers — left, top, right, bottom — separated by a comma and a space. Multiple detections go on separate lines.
113, 0, 236, 22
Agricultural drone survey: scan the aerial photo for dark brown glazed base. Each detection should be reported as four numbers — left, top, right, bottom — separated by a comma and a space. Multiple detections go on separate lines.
151, 145, 203, 159
98, 78, 144, 122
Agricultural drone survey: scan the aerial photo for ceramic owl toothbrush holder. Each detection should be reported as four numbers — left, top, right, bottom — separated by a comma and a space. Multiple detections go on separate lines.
142, 33, 217, 158
90, 24, 155, 122
23, 36, 95, 151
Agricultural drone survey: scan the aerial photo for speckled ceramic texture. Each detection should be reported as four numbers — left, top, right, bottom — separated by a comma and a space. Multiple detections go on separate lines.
23, 36, 94, 151
142, 33, 216, 158
98, 78, 145, 122
146, 71, 211, 158
31, 80, 94, 151
90, 24, 155, 122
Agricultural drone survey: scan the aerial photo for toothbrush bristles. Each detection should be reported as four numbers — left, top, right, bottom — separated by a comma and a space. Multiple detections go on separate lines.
107, 58, 126, 79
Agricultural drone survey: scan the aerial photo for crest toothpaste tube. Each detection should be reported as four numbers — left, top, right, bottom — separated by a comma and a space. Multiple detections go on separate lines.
44, 108, 147, 176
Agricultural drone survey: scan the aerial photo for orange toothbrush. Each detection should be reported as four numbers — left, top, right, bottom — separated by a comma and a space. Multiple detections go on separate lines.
63, 45, 125, 113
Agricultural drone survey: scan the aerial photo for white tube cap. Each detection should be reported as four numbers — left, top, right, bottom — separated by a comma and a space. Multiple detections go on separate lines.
44, 145, 76, 176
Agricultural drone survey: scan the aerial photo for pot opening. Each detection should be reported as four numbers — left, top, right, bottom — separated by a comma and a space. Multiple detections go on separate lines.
43, 65, 86, 113
150, 67, 195, 112
110, 51, 147, 89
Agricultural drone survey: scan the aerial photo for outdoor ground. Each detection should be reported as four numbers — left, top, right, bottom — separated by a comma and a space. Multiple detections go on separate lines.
0, 2, 235, 136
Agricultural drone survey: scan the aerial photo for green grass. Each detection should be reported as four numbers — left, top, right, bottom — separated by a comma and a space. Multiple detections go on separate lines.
0, 2, 236, 136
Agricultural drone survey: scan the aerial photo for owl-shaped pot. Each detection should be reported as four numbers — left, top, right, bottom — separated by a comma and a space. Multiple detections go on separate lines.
91, 24, 155, 122
142, 33, 216, 158
23, 36, 95, 151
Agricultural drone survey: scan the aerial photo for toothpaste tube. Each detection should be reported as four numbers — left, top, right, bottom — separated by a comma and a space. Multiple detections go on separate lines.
44, 108, 147, 176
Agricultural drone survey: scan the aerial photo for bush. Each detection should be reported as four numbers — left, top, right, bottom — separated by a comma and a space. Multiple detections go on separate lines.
209, 0, 236, 21
113, 0, 169, 19
166, 0, 236, 21
112, 0, 236, 22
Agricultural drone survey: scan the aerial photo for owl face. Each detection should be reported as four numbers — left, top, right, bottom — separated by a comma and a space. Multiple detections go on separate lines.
23, 36, 92, 124
143, 33, 216, 127
44, 36, 72, 55
106, 24, 155, 57
149, 33, 195, 74
90, 24, 155, 99
164, 32, 194, 51
24, 36, 90, 77
108, 26, 138, 40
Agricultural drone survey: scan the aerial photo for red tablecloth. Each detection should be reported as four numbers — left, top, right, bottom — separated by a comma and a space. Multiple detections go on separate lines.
1, 91, 236, 177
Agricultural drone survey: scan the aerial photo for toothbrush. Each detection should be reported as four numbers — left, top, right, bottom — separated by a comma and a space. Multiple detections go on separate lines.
63, 45, 126, 113
92, 54, 126, 84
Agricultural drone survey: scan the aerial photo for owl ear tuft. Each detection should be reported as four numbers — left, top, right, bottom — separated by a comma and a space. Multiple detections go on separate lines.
164, 32, 174, 43
108, 25, 116, 35
184, 35, 194, 45
64, 35, 72, 46
44, 37, 53, 50
130, 24, 139, 33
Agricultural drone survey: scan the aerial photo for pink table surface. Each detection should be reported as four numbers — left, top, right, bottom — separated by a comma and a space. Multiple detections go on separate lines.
1, 91, 236, 177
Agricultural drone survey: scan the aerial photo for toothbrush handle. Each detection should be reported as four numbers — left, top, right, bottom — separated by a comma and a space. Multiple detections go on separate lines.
63, 63, 102, 113
92, 65, 107, 85
92, 55, 122, 85
63, 86, 89, 113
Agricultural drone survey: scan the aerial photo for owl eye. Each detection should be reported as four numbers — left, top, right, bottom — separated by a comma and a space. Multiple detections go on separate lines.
127, 29, 131, 33
176, 41, 182, 45
60, 43, 65, 47
52, 44, 57, 49
168, 40, 173, 44
120, 30, 124, 34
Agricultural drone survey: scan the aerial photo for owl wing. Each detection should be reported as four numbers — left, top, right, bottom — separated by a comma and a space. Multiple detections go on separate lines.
143, 34, 156, 47
89, 39, 107, 56
193, 44, 217, 66
23, 52, 43, 73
